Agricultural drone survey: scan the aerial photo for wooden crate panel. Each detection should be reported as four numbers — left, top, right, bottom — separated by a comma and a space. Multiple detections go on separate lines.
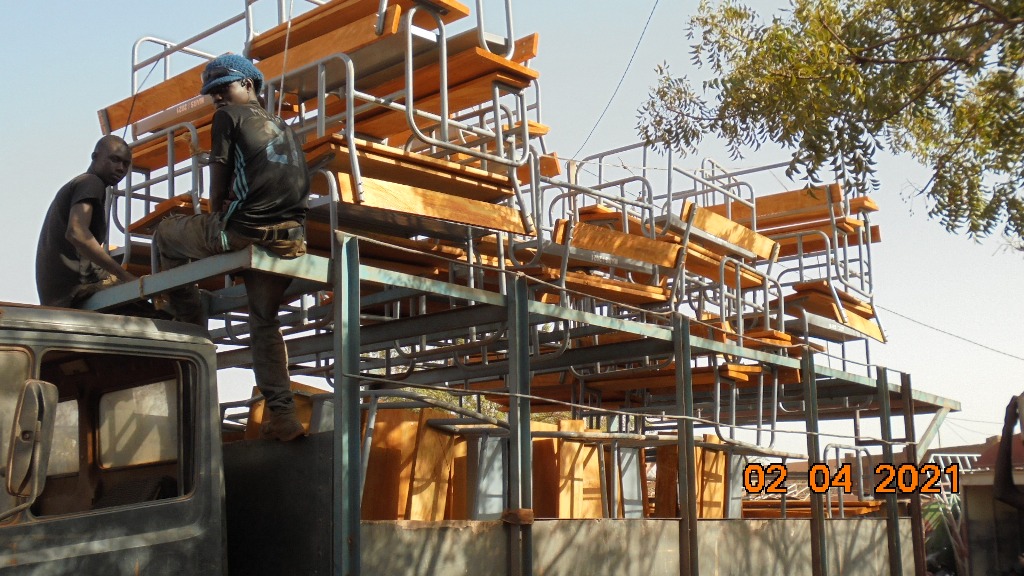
556, 420, 586, 519
531, 421, 559, 519
408, 408, 455, 521
361, 408, 420, 520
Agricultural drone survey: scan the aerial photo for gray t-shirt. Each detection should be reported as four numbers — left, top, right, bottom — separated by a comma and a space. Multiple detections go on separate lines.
35, 173, 108, 307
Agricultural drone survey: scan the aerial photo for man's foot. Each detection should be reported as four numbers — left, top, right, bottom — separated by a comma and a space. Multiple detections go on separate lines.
260, 411, 306, 442
153, 289, 208, 327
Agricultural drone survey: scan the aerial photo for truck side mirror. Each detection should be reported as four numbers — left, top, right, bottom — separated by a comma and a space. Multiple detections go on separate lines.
6, 380, 58, 499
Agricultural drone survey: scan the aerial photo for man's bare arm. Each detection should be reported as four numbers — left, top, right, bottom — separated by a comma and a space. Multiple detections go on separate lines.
65, 202, 137, 283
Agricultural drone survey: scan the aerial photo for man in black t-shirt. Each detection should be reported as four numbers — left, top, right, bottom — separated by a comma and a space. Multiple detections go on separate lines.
153, 54, 310, 442
36, 135, 136, 307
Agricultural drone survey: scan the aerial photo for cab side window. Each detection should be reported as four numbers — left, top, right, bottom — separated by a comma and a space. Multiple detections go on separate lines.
30, 351, 196, 517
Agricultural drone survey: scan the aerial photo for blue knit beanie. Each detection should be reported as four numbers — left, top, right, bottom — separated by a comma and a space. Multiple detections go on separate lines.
200, 53, 263, 95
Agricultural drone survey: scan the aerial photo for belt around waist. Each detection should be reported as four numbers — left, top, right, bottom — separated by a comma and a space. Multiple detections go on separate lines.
229, 221, 303, 242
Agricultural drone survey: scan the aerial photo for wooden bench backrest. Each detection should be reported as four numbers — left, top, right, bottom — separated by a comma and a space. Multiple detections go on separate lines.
248, 0, 471, 60
681, 201, 778, 261
118, 26, 538, 172
99, 62, 207, 135
553, 219, 682, 270
705, 183, 841, 228
104, 6, 404, 138
304, 134, 513, 202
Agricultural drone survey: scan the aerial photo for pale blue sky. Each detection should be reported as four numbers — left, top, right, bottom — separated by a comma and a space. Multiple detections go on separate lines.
1, 0, 1022, 451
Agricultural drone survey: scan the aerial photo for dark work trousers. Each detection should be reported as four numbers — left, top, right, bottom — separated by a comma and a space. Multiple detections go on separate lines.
154, 212, 304, 415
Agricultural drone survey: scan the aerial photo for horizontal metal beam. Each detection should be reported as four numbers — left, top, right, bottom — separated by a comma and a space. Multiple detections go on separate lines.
82, 247, 331, 311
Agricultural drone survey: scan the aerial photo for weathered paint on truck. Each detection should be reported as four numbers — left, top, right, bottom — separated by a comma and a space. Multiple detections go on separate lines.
0, 303, 224, 575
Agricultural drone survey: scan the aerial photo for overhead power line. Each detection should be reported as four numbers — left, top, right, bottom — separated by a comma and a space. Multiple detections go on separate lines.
876, 304, 1024, 363
573, 0, 660, 158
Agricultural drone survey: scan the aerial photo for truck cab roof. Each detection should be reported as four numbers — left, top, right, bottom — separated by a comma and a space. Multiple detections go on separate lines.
0, 301, 211, 346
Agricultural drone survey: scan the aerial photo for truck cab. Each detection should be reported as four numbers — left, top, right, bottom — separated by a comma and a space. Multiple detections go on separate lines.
0, 303, 225, 574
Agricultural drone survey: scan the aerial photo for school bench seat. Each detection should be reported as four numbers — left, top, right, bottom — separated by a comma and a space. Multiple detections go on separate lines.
475, 362, 800, 411
246, 0, 471, 61
583, 363, 802, 394
318, 39, 540, 143
782, 279, 886, 342
776, 224, 881, 259
703, 183, 881, 258
573, 319, 799, 351
101, 0, 454, 136
304, 134, 529, 238
121, 26, 540, 175
532, 219, 682, 305
119, 6, 405, 170
575, 204, 775, 291
741, 498, 885, 519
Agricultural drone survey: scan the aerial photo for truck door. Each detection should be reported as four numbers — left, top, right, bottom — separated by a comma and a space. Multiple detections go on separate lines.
0, 347, 223, 575
0, 347, 34, 518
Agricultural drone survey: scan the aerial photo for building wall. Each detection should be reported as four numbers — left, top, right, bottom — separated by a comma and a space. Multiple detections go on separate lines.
361, 518, 916, 575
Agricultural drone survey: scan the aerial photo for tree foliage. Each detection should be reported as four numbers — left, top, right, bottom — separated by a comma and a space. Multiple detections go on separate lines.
638, 0, 1024, 243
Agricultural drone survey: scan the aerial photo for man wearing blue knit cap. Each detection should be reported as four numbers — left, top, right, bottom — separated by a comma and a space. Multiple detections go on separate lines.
154, 53, 310, 441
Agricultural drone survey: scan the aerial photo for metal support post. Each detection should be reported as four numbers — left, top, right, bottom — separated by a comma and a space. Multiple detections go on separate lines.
876, 369, 903, 576
802, 351, 827, 576
506, 276, 533, 576
673, 314, 698, 576
901, 373, 927, 576
333, 232, 362, 576
915, 408, 951, 466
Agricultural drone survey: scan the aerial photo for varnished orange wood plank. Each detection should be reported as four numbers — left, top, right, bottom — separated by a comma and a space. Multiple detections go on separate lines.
566, 220, 682, 269
785, 290, 885, 342
100, 62, 207, 134
585, 365, 755, 393
361, 409, 420, 520
446, 437, 468, 520
653, 444, 678, 518
775, 224, 881, 257
131, 123, 212, 171
682, 201, 778, 261
408, 408, 455, 521
510, 33, 540, 63
517, 152, 561, 183
683, 243, 765, 289
790, 279, 875, 316
557, 420, 586, 519
581, 438, 604, 519
337, 174, 526, 234
765, 216, 862, 238
551, 271, 671, 305
706, 183, 841, 225
697, 435, 726, 519
355, 70, 536, 140
532, 421, 559, 519
126, 193, 210, 236
125, 9, 399, 141
305, 135, 512, 202
249, 0, 469, 60
258, 5, 402, 85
